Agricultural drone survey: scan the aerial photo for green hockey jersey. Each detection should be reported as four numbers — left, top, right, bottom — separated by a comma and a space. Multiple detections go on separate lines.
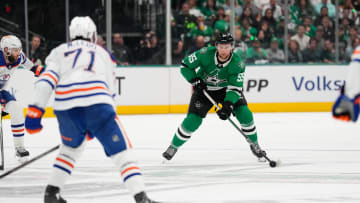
181, 46, 245, 104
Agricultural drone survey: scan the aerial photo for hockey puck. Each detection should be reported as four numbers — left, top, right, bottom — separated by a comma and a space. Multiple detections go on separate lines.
269, 161, 277, 168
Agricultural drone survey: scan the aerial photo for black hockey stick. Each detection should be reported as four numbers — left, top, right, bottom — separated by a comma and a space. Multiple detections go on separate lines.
202, 90, 277, 168
0, 109, 4, 170
0, 144, 60, 179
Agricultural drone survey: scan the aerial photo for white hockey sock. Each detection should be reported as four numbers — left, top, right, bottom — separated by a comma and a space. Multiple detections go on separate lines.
13, 136, 24, 149
111, 150, 145, 196
5, 101, 26, 149
12, 123, 25, 148
48, 142, 85, 189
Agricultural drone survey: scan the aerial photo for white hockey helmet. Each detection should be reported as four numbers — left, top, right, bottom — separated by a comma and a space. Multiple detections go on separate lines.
69, 16, 97, 43
0, 35, 22, 56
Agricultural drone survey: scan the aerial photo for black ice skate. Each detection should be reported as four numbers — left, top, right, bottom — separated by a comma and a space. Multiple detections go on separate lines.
44, 185, 67, 203
15, 147, 30, 163
162, 145, 178, 161
250, 143, 266, 162
134, 191, 159, 203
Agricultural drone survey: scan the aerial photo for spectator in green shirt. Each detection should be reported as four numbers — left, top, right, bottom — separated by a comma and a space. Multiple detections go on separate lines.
190, 13, 214, 43
214, 9, 240, 33
290, 0, 315, 25
214, 14, 230, 33
303, 16, 317, 37
240, 18, 258, 45
200, 0, 218, 25
245, 38, 268, 64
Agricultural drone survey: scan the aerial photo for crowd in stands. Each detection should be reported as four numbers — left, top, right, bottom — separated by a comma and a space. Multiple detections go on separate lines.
24, 0, 360, 66
164, 0, 360, 65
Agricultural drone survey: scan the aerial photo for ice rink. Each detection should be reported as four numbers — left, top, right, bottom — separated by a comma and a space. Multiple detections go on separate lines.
1, 112, 360, 203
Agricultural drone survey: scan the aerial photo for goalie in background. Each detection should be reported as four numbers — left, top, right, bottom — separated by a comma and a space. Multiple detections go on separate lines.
332, 45, 360, 122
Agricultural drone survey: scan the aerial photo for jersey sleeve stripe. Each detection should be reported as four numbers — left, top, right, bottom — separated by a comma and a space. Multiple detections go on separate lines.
54, 92, 111, 101
56, 80, 108, 88
352, 59, 360, 63
108, 53, 117, 64
353, 50, 360, 55
41, 73, 58, 84
100, 46, 117, 64
37, 79, 55, 89
55, 86, 108, 95
48, 70, 60, 79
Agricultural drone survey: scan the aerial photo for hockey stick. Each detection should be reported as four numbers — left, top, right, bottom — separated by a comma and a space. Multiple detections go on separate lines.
202, 90, 277, 168
0, 108, 4, 170
0, 144, 60, 179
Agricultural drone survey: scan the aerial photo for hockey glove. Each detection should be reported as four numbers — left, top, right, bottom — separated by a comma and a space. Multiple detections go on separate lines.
25, 105, 45, 134
332, 88, 360, 122
217, 101, 234, 120
30, 65, 45, 77
190, 77, 207, 92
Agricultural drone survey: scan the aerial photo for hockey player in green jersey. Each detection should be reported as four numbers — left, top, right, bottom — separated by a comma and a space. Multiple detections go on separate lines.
162, 32, 265, 161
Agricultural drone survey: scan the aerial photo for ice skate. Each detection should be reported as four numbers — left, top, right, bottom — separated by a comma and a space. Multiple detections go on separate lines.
250, 143, 266, 162
44, 185, 67, 203
15, 147, 30, 163
134, 191, 159, 203
162, 145, 178, 161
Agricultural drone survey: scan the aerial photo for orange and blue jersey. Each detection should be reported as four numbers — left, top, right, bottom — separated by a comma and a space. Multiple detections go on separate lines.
0, 50, 34, 89
33, 40, 140, 182
35, 40, 117, 111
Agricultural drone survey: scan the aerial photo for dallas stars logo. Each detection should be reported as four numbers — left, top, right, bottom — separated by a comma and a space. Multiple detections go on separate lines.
205, 73, 226, 86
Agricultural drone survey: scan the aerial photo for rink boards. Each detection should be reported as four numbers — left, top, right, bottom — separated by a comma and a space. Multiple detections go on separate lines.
9, 64, 348, 116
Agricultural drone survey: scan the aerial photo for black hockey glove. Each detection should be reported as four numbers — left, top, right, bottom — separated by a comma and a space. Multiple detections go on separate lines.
190, 77, 207, 92
217, 101, 234, 120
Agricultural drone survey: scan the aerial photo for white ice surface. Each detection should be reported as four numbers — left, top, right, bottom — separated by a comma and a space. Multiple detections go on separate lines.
1, 112, 360, 203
